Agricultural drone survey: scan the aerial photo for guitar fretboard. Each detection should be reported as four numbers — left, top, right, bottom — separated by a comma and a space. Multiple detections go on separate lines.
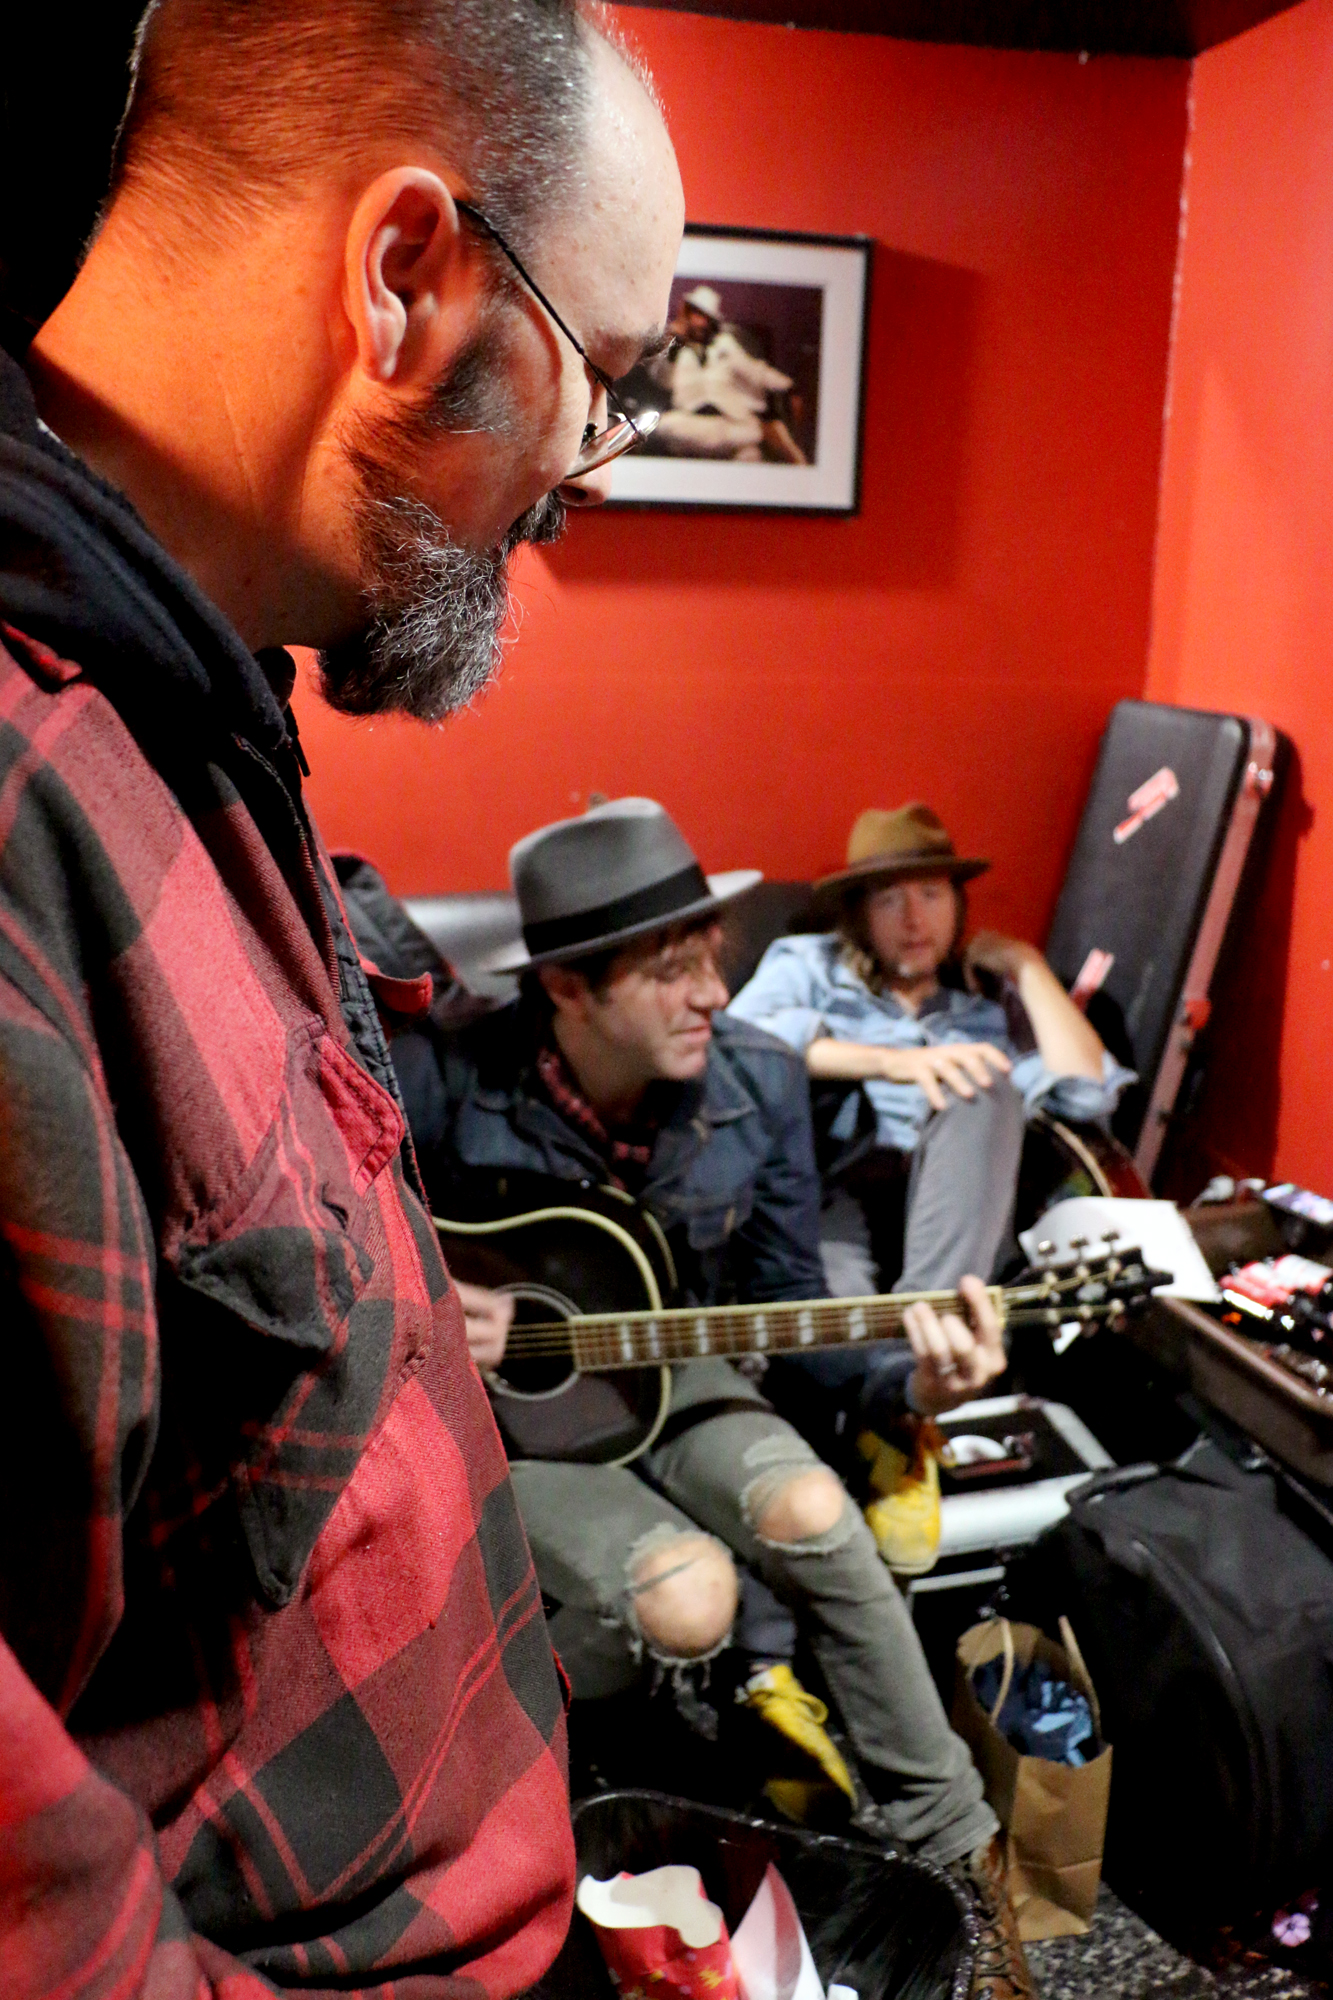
508, 1288, 1007, 1371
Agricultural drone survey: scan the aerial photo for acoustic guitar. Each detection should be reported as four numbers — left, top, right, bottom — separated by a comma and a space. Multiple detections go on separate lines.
434, 1169, 1166, 1465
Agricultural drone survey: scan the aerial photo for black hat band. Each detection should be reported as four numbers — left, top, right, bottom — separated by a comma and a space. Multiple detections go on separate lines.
522, 862, 711, 959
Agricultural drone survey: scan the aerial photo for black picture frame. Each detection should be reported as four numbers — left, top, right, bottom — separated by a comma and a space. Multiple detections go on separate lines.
606, 223, 874, 516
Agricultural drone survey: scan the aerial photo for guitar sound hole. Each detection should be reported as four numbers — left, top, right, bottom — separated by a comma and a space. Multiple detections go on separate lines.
492, 1284, 579, 1398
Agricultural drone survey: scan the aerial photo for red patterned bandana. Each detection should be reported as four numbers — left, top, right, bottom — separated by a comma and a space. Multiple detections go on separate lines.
536, 1043, 659, 1191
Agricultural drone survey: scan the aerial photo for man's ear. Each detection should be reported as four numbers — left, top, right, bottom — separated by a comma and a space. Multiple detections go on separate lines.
344, 168, 485, 390
540, 964, 588, 1015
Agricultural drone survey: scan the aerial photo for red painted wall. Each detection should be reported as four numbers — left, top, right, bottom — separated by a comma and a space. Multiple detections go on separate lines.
1145, 0, 1333, 1191
293, 11, 1187, 951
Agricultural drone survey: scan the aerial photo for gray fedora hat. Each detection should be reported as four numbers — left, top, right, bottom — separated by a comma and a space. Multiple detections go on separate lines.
487, 798, 761, 972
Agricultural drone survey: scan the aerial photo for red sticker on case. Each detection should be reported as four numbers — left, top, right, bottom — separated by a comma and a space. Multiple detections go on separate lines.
1070, 947, 1115, 1011
1114, 767, 1179, 844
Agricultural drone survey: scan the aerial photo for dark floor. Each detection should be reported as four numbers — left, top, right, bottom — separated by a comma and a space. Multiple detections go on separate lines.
1026, 1887, 1325, 2000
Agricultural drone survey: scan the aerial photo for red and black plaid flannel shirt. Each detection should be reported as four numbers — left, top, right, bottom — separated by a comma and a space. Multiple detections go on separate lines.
0, 370, 573, 1996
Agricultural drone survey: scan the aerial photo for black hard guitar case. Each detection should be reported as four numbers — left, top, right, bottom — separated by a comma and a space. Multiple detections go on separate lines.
1044, 699, 1283, 1184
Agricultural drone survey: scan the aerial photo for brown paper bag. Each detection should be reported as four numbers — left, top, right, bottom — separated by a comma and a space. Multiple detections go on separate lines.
952, 1616, 1112, 1942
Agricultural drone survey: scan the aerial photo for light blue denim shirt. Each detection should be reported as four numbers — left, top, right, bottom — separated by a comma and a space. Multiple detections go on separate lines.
728, 932, 1134, 1153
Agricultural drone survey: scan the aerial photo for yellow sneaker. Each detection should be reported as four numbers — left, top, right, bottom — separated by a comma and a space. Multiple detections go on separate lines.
741, 1664, 856, 1802
859, 1421, 943, 1577
762, 1778, 843, 1825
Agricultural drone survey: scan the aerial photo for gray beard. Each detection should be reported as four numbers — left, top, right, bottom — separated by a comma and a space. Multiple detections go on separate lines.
317, 483, 566, 722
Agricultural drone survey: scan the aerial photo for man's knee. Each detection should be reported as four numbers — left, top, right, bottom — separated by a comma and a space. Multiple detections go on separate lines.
932, 1072, 1022, 1124
752, 1467, 850, 1549
922, 1073, 1024, 1160
628, 1531, 738, 1660
989, 1073, 1025, 1127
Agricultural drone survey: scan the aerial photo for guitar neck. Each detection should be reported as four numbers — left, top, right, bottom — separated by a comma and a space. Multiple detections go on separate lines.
562, 1286, 1005, 1371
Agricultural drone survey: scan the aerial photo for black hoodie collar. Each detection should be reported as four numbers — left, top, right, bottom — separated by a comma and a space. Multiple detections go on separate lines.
0, 347, 295, 768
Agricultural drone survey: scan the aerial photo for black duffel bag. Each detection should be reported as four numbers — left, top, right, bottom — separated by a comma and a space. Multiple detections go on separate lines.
1010, 1439, 1333, 1947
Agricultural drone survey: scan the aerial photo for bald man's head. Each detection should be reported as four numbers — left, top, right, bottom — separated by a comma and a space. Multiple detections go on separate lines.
109, 0, 602, 259
30, 0, 681, 722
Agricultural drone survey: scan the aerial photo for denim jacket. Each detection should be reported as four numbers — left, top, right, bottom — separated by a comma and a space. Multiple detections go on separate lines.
395, 1000, 925, 1436
399, 1001, 829, 1310
396, 1002, 920, 1436
729, 932, 1135, 1158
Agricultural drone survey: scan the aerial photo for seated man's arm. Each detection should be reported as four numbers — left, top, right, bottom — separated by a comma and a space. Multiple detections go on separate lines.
730, 943, 1011, 1110
0, 979, 275, 2000
964, 933, 1105, 1080
806, 1036, 1011, 1111
963, 933, 1136, 1121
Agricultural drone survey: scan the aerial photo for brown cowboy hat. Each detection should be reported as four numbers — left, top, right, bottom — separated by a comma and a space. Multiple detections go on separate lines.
812, 803, 990, 911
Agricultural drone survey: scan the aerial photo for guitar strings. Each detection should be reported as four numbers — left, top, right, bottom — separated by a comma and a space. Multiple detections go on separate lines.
502, 1300, 941, 1357
495, 1280, 1081, 1361
495, 1311, 1104, 1364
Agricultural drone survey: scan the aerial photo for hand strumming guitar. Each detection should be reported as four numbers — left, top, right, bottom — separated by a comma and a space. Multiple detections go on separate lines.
902, 1275, 1007, 1416
455, 1281, 515, 1370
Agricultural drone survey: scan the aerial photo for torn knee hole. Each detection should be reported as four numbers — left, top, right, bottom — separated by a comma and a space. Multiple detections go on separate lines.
749, 1468, 850, 1548
627, 1532, 738, 1660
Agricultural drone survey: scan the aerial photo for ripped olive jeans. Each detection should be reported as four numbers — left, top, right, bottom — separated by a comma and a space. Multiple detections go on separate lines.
509, 1358, 995, 1866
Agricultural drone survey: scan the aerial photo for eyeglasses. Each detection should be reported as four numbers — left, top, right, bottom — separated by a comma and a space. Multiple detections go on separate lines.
454, 198, 660, 478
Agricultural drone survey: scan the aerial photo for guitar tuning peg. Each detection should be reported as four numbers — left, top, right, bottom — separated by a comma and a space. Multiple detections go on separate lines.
1101, 1228, 1121, 1246
1036, 1239, 1055, 1262
1069, 1235, 1089, 1252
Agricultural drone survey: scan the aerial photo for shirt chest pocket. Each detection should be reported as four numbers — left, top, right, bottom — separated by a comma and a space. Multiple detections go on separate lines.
164, 1020, 412, 1605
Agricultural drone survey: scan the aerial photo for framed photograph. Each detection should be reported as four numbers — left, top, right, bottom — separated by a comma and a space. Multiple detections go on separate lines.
607, 224, 872, 515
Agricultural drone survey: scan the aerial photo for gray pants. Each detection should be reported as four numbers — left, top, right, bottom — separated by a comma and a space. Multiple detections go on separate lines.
511, 1359, 996, 1865
821, 1078, 1026, 1297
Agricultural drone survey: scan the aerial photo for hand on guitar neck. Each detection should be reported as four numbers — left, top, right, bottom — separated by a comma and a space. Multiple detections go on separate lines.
454, 1272, 1003, 1418
901, 1274, 1007, 1416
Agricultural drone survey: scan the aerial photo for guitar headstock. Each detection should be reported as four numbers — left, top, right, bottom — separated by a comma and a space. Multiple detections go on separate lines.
1005, 1231, 1173, 1342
